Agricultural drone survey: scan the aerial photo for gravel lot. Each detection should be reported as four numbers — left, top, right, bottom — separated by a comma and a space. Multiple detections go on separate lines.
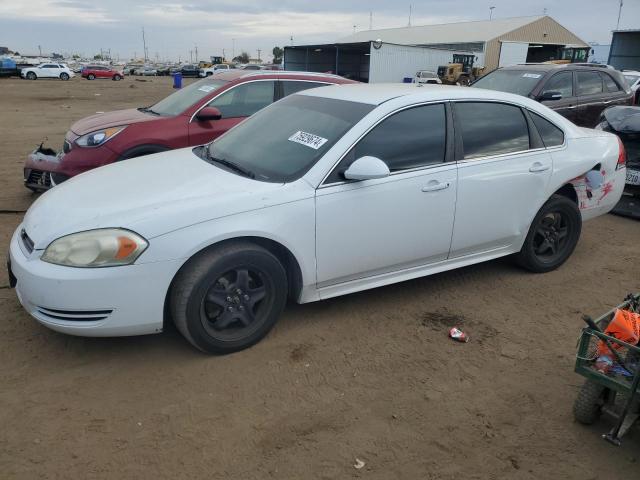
0, 76, 639, 479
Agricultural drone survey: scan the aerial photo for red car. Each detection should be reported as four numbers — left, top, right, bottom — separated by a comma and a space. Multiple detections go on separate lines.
81, 65, 124, 81
24, 71, 353, 190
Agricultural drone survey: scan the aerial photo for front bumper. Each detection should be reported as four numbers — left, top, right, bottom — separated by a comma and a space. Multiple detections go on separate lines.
8, 225, 183, 337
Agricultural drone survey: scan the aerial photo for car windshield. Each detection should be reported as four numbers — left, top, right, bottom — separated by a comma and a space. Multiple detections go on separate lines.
472, 69, 544, 96
205, 94, 374, 182
624, 74, 640, 86
150, 78, 228, 116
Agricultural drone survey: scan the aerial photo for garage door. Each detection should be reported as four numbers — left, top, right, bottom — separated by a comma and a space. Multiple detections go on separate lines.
499, 42, 529, 67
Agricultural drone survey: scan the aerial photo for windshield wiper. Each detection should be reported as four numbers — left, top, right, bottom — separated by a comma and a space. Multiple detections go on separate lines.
138, 106, 160, 115
206, 152, 255, 179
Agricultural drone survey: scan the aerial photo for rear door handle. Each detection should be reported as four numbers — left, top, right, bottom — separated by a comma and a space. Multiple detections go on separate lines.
422, 181, 450, 192
529, 162, 550, 173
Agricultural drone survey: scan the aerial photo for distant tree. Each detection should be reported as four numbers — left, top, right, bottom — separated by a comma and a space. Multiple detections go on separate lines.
13, 51, 20, 56
72, 54, 80, 59
93, 54, 103, 60
272, 46, 283, 64
233, 51, 250, 64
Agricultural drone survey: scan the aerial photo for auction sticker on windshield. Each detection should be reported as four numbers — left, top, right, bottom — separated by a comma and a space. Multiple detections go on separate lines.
288, 131, 328, 150
198, 85, 216, 93
523, 73, 541, 79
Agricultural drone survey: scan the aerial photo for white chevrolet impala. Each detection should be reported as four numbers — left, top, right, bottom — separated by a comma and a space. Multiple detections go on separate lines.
8, 84, 626, 353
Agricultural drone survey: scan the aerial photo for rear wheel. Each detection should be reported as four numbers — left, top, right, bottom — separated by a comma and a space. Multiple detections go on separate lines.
60, 72, 69, 81
26, 71, 37, 80
515, 194, 581, 273
170, 242, 288, 354
87, 74, 95, 80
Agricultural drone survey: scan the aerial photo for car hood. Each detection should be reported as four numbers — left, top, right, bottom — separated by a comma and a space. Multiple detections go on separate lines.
70, 108, 157, 136
23, 148, 286, 249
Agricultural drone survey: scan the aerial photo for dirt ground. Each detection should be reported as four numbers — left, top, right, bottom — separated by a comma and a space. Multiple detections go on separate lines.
0, 76, 639, 479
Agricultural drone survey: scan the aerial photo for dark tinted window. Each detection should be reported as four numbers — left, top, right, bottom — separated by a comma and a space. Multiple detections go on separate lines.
471, 70, 543, 96
576, 71, 603, 95
601, 73, 620, 92
210, 81, 276, 118
326, 104, 446, 183
530, 112, 564, 147
282, 81, 328, 97
541, 72, 573, 98
456, 102, 530, 159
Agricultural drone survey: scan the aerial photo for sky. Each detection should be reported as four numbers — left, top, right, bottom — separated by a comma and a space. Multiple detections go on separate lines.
0, 0, 638, 62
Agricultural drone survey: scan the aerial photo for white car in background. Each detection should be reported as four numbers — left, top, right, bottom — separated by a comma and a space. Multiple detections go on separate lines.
623, 70, 640, 104
414, 70, 442, 84
199, 64, 233, 77
21, 63, 74, 81
8, 84, 626, 354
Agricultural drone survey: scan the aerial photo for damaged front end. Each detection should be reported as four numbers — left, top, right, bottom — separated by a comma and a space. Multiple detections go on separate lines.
24, 141, 70, 192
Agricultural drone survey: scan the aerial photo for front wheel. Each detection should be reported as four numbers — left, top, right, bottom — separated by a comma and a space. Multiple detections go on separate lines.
87, 74, 95, 80
170, 242, 288, 354
60, 72, 69, 80
573, 380, 608, 424
113, 74, 122, 81
515, 194, 581, 273
26, 71, 37, 80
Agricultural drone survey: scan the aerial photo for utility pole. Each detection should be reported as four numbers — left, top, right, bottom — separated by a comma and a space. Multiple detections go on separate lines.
142, 27, 148, 62
257, 49, 261, 61
408, 4, 412, 27
369, 11, 373, 30
222, 48, 226, 61
616, 0, 624, 30
489, 6, 496, 20
38, 45, 42, 56
194, 44, 198, 62
189, 50, 193, 63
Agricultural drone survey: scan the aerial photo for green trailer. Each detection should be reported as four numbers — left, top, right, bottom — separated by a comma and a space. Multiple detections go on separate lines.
573, 293, 640, 445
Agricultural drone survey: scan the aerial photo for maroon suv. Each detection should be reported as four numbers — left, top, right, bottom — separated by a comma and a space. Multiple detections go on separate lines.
24, 71, 354, 190
81, 65, 124, 81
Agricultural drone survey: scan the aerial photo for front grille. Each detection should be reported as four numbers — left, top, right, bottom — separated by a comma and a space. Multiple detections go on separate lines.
26, 170, 52, 188
63, 140, 71, 153
20, 229, 34, 254
36, 306, 113, 322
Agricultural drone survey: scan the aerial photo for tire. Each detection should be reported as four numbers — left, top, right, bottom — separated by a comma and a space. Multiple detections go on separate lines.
573, 380, 608, 424
113, 74, 122, 81
26, 71, 37, 80
206, 72, 213, 76
170, 241, 288, 354
60, 72, 69, 81
515, 194, 582, 273
87, 74, 95, 80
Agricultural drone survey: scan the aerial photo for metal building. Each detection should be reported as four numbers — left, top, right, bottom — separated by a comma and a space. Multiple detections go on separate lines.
608, 30, 640, 70
333, 15, 589, 73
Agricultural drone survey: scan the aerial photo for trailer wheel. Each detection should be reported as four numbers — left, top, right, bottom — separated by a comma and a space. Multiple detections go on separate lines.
573, 380, 608, 425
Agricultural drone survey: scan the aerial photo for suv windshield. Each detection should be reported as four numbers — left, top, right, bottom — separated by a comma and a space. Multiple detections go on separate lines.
206, 94, 374, 182
150, 78, 228, 116
472, 70, 545, 96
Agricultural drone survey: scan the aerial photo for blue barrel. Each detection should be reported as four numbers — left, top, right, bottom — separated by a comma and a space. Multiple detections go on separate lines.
172, 72, 182, 89
403, 77, 413, 83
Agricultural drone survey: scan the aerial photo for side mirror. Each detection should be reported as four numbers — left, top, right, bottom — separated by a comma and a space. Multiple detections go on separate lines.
539, 91, 562, 101
343, 156, 390, 181
196, 106, 222, 121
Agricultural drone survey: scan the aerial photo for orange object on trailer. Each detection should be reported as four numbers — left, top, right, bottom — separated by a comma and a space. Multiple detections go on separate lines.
597, 309, 640, 355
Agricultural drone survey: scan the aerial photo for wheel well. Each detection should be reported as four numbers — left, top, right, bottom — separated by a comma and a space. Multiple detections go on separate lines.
163, 236, 304, 330
554, 184, 578, 204
119, 144, 170, 160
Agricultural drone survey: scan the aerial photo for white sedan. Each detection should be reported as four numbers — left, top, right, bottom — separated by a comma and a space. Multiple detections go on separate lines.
8, 84, 626, 353
21, 63, 74, 81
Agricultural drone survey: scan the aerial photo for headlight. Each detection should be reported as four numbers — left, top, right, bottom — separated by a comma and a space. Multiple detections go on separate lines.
41, 229, 148, 267
75, 126, 126, 147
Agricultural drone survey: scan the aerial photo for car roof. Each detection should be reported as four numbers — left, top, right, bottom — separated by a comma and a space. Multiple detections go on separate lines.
213, 70, 349, 83
298, 82, 545, 106
497, 63, 620, 73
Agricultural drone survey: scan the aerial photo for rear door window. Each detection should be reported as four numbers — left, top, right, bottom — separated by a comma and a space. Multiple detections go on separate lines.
530, 112, 564, 148
455, 102, 530, 159
601, 73, 621, 92
541, 72, 573, 98
281, 81, 329, 98
576, 71, 603, 96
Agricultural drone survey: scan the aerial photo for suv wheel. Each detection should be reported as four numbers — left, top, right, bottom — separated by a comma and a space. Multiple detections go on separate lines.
87, 74, 95, 80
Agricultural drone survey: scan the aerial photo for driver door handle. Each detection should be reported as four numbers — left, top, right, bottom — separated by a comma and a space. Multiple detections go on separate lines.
529, 163, 550, 173
422, 181, 450, 192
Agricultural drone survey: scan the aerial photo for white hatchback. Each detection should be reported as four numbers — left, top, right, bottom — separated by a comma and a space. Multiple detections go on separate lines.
8, 84, 626, 353
21, 63, 74, 81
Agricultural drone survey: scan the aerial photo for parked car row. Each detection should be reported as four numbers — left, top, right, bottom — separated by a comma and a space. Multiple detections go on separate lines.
10, 64, 628, 354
